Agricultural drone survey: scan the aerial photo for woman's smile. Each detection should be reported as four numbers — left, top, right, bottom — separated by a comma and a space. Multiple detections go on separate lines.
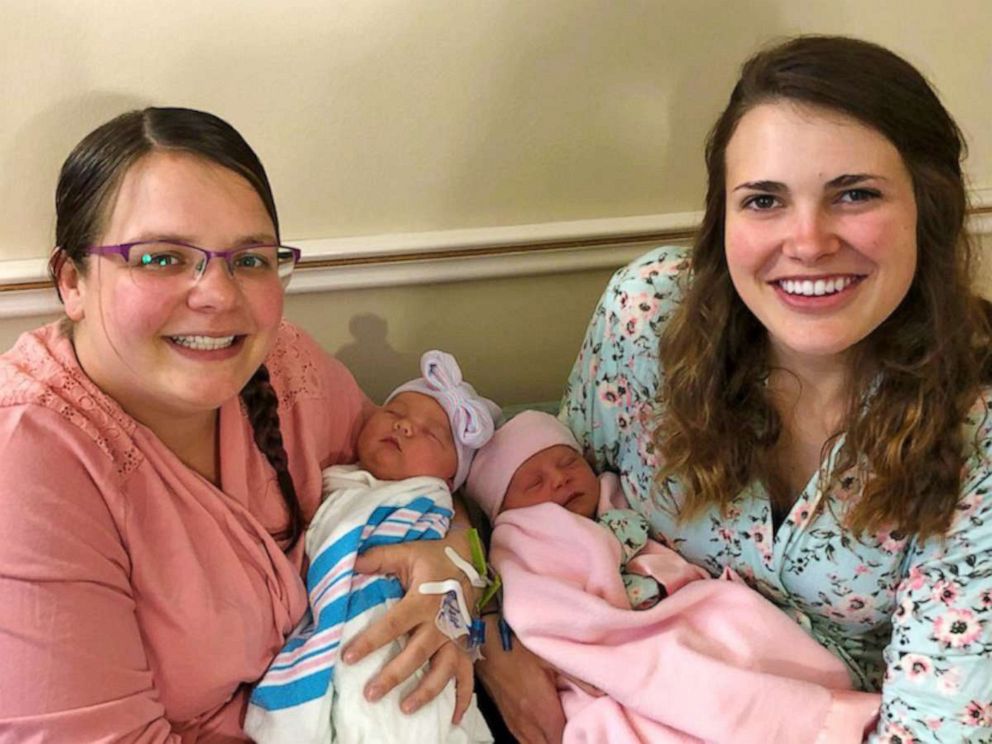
724, 101, 918, 362
770, 273, 868, 312
166, 333, 247, 360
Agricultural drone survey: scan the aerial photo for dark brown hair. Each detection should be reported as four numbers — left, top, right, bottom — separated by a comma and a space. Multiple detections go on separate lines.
657, 36, 992, 539
51, 107, 303, 549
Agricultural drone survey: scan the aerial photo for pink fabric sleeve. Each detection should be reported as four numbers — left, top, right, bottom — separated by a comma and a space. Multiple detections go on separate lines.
0, 407, 179, 743
268, 323, 370, 470
311, 353, 373, 470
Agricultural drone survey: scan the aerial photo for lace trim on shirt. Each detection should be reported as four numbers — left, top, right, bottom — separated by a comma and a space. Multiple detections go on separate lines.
0, 325, 142, 478
263, 321, 327, 410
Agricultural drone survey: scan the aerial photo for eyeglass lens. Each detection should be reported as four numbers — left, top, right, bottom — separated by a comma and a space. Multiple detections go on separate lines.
126, 242, 296, 286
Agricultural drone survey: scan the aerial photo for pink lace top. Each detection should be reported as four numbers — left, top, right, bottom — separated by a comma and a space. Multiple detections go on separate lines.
0, 321, 368, 743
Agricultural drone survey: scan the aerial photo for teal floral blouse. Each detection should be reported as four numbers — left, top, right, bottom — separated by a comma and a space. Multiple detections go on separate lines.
561, 247, 992, 742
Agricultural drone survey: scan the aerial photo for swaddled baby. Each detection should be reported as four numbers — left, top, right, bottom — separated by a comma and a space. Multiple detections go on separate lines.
464, 411, 880, 744
466, 410, 707, 608
247, 351, 499, 744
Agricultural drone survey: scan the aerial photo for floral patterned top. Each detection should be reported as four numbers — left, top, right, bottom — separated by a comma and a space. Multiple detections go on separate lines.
600, 507, 665, 610
560, 247, 992, 743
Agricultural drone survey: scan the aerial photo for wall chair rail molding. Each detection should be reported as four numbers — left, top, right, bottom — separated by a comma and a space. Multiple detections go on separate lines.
2, 188, 991, 321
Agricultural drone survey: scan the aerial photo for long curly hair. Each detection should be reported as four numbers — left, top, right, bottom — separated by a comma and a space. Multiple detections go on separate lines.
656, 36, 992, 540
51, 108, 304, 549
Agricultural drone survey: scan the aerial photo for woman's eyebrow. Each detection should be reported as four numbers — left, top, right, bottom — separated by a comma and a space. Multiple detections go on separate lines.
827, 173, 886, 188
731, 180, 786, 193
732, 174, 888, 193
235, 233, 280, 246
125, 231, 196, 243
120, 232, 279, 246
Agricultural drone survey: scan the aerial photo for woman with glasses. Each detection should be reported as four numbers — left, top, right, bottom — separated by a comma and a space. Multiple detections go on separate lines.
0, 108, 479, 741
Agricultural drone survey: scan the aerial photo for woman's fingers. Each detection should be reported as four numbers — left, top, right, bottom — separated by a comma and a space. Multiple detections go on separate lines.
397, 641, 473, 719
342, 592, 423, 665
357, 605, 446, 700
353, 544, 412, 588
347, 535, 482, 710
451, 647, 475, 724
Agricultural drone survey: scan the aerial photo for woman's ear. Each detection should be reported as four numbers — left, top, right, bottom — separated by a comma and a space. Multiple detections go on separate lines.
57, 258, 87, 322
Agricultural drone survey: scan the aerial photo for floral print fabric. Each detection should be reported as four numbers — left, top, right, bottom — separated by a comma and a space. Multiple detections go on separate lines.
560, 247, 992, 742
599, 507, 664, 609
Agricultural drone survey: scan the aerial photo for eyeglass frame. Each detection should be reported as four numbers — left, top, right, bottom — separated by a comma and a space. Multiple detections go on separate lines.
82, 239, 303, 287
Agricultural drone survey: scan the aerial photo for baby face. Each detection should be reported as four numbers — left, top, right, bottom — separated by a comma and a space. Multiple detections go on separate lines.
502, 445, 600, 517
357, 391, 458, 482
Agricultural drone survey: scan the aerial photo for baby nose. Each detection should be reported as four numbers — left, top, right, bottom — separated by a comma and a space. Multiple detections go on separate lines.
393, 418, 414, 436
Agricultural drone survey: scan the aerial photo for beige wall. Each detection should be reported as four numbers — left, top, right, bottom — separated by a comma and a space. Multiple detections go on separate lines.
3, 1, 990, 259
2, 1, 990, 403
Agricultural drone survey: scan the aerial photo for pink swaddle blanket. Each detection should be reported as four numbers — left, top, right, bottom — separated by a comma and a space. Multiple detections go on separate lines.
490, 474, 880, 743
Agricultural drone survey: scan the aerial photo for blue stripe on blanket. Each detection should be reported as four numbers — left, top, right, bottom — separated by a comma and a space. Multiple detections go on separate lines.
306, 499, 452, 592
250, 668, 332, 710
346, 576, 405, 620
311, 576, 405, 636
269, 578, 405, 670
251, 669, 334, 710
248, 492, 452, 715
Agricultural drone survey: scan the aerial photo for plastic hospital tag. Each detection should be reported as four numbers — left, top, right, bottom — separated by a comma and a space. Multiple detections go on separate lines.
444, 547, 487, 588
444, 531, 503, 611
419, 579, 472, 641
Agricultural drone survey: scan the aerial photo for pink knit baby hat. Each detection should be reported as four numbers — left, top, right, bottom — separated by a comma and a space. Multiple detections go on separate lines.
464, 410, 581, 522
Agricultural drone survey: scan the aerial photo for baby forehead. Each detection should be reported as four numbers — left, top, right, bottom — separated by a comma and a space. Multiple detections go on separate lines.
518, 443, 586, 469
385, 391, 451, 424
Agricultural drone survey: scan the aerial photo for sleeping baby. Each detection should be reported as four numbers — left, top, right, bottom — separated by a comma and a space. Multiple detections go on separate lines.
465, 411, 881, 744
246, 351, 498, 744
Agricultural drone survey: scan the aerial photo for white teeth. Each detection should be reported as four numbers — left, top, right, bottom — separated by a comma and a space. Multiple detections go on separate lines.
171, 335, 236, 351
779, 276, 856, 297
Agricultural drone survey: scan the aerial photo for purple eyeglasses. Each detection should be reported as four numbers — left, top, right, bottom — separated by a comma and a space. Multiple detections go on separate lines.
83, 240, 302, 288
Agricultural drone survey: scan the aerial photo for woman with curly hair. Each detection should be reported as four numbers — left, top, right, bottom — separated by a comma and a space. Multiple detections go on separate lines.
479, 36, 992, 743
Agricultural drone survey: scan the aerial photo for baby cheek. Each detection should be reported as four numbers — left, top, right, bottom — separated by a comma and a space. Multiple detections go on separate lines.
502, 484, 534, 511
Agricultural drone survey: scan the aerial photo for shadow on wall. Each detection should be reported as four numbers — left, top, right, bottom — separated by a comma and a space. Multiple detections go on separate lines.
334, 313, 420, 403
0, 92, 152, 260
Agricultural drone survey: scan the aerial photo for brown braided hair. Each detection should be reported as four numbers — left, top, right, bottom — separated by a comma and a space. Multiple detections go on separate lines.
52, 107, 303, 549
240, 364, 304, 549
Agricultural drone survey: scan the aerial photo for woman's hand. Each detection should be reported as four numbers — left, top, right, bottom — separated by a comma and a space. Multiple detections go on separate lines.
342, 529, 479, 722
476, 636, 565, 744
